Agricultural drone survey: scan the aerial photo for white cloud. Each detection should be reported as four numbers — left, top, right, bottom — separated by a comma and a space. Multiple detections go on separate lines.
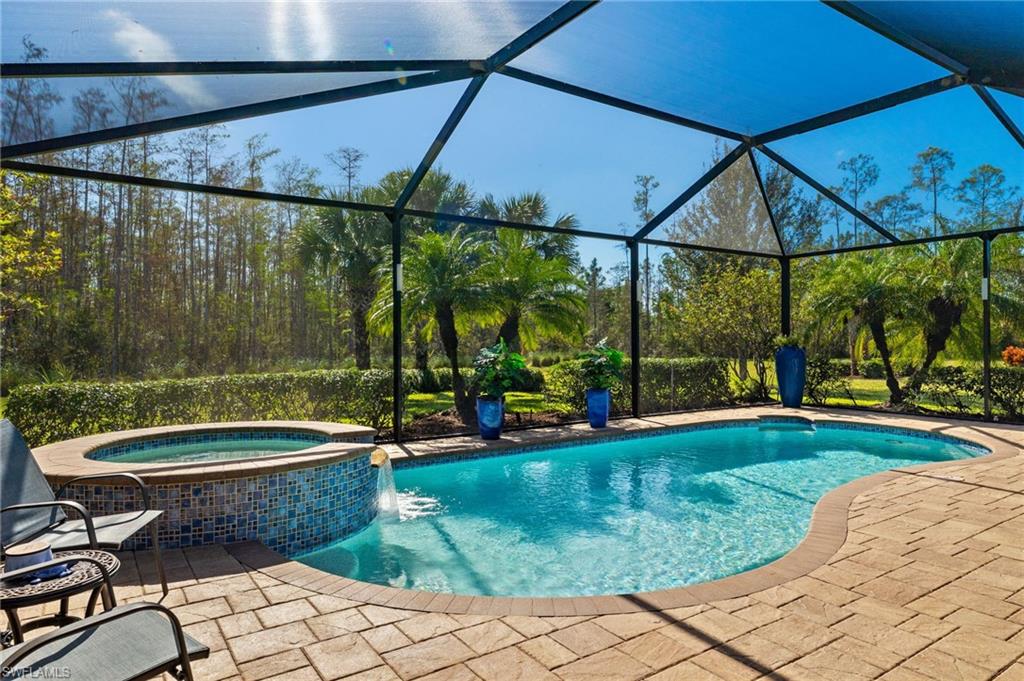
105, 9, 218, 110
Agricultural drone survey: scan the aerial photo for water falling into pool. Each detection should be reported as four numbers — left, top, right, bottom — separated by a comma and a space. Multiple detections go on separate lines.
376, 455, 400, 518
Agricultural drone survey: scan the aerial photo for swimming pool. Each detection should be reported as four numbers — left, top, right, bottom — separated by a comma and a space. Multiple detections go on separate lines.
89, 430, 329, 463
298, 421, 986, 597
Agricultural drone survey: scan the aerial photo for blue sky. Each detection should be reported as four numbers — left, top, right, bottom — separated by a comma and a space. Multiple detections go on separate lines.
220, 75, 1021, 264
8, 1, 1023, 264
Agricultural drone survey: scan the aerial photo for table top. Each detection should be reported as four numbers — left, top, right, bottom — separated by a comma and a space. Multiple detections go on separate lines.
0, 550, 120, 604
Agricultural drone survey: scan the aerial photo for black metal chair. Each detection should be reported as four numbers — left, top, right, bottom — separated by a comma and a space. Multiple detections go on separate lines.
0, 419, 168, 595
1, 556, 207, 680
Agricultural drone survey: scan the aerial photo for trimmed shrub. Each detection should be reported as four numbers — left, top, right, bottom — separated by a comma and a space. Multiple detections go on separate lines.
917, 366, 981, 415
859, 359, 885, 379
6, 369, 413, 446
404, 365, 543, 394
546, 357, 731, 415
990, 366, 1024, 420
804, 358, 852, 406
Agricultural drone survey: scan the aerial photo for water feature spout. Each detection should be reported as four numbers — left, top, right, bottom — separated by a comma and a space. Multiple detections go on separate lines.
374, 451, 400, 518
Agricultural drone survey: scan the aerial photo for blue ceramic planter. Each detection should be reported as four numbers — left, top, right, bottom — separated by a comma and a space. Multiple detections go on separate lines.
586, 388, 611, 428
775, 345, 807, 408
476, 397, 504, 440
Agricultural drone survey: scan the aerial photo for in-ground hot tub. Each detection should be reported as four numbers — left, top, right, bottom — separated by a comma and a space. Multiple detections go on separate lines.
34, 422, 379, 555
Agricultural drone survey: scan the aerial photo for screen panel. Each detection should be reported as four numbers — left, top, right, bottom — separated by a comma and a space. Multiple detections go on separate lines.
753, 149, 888, 254
0, 72, 431, 148
410, 73, 724, 235
27, 80, 469, 201
2, 1, 559, 63
511, 0, 947, 136
640, 245, 776, 413
647, 153, 782, 255
990, 87, 1023, 130
769, 86, 1024, 241
847, 1, 1024, 89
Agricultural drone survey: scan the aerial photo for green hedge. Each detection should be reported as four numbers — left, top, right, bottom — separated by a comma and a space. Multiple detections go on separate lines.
6, 369, 410, 447
990, 367, 1024, 420
404, 366, 544, 394
545, 357, 732, 415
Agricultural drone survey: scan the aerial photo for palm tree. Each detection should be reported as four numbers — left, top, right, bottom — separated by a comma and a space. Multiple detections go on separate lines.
900, 238, 980, 393
292, 188, 390, 369
806, 251, 912, 403
478, 192, 580, 266
482, 228, 586, 352
372, 227, 498, 424
378, 168, 478, 373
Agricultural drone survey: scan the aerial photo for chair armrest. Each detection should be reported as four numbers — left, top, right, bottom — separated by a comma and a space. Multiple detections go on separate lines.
0, 554, 116, 603
1, 500, 99, 549
1, 602, 196, 680
56, 472, 152, 510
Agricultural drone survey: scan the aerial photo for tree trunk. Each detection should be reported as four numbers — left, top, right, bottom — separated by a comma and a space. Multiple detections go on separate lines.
905, 297, 964, 393
413, 322, 430, 374
436, 304, 475, 424
866, 316, 904, 403
349, 282, 374, 370
496, 311, 521, 353
846, 316, 859, 376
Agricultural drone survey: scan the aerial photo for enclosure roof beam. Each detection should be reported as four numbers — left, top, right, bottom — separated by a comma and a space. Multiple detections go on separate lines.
790, 225, 1023, 259
757, 145, 899, 243
498, 66, 747, 142
1, 158, 632, 246
820, 1, 969, 77
752, 75, 964, 145
0, 60, 486, 78
0, 68, 475, 160
1, 159, 397, 215
9, 158, 1016, 261
401, 206, 628, 243
973, 85, 1024, 150
748, 149, 787, 255
485, 1, 599, 71
633, 143, 749, 241
638, 235, 783, 260
394, 74, 489, 212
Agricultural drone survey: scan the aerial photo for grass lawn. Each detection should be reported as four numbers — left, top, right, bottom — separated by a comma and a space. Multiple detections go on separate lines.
404, 391, 565, 423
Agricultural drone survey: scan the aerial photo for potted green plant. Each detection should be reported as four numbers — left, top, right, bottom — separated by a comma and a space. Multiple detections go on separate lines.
470, 338, 527, 439
578, 339, 624, 428
774, 334, 806, 408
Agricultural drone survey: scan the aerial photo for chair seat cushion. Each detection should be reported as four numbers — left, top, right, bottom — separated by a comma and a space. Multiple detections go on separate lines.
37, 510, 163, 550
1, 606, 209, 681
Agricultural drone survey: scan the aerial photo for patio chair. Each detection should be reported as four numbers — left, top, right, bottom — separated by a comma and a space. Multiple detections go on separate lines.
0, 419, 168, 595
1, 557, 207, 680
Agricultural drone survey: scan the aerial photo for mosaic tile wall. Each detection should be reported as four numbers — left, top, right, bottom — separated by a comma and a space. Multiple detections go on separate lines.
88, 430, 334, 461
57, 453, 380, 555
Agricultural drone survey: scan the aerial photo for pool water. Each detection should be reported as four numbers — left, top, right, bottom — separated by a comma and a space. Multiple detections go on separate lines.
297, 423, 984, 597
99, 437, 324, 463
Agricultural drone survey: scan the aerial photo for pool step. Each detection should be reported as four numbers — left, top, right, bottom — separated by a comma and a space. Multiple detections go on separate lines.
757, 415, 816, 432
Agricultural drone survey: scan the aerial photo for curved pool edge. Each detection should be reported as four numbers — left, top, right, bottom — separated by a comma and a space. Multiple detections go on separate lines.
34, 420, 377, 484
231, 407, 1023, 616
33, 421, 381, 555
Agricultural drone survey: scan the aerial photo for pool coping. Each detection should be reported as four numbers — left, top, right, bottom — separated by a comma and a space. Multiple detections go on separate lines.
222, 406, 1024, 616
34, 421, 378, 484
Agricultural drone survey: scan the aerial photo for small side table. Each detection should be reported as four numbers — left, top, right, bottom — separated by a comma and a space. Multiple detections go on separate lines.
1, 549, 120, 646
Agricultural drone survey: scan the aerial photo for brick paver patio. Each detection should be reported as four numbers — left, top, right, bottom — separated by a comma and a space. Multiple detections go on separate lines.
4, 409, 1023, 680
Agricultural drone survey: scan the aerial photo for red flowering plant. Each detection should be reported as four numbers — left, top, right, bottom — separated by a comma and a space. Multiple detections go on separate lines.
1002, 345, 1024, 367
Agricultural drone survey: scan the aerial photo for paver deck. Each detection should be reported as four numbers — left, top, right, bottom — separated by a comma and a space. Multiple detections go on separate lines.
3, 407, 1023, 680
